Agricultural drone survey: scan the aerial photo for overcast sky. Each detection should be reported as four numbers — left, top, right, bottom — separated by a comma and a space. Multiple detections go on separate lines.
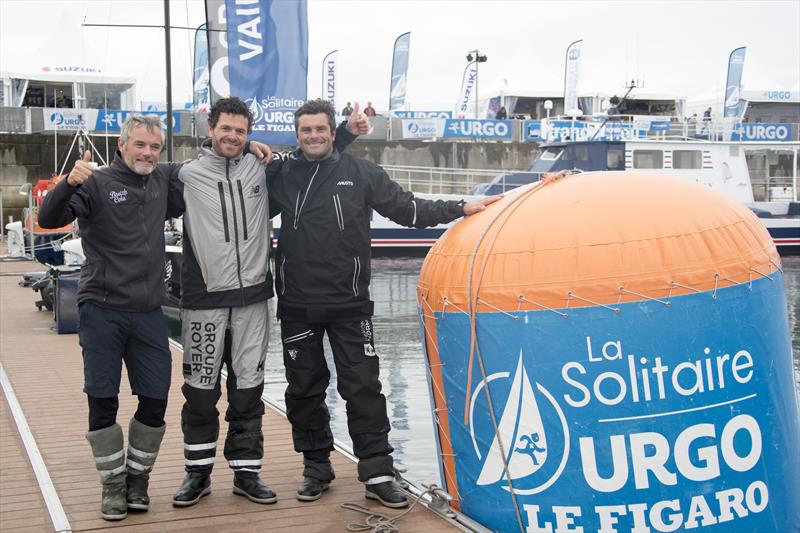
1, 0, 798, 112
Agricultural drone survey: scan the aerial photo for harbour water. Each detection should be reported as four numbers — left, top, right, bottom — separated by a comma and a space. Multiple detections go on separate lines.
172, 255, 800, 488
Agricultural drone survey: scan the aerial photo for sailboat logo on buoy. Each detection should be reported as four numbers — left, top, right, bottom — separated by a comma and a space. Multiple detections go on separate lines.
469, 351, 570, 495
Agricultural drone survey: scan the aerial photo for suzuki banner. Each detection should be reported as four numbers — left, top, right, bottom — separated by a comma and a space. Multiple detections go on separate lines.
724, 47, 746, 119
443, 119, 512, 140
456, 61, 478, 118
389, 32, 411, 111
563, 40, 582, 113
322, 50, 337, 109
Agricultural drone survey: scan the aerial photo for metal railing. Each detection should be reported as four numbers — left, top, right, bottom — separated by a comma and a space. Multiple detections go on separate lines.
382, 165, 541, 195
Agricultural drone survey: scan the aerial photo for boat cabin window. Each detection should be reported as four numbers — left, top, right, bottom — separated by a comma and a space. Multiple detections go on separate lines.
539, 147, 563, 161
607, 147, 624, 169
563, 145, 588, 162
633, 150, 663, 169
672, 150, 702, 169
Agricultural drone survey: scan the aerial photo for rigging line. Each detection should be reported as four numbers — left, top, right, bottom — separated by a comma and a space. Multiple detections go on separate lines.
464, 181, 551, 533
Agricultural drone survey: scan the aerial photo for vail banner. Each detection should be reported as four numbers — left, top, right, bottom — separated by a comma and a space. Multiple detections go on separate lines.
724, 47, 747, 119
563, 40, 582, 113
389, 32, 411, 110
205, 0, 308, 144
193, 23, 210, 112
322, 50, 337, 110
456, 61, 478, 118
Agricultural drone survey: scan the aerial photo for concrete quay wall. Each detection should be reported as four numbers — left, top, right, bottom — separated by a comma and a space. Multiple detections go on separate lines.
0, 132, 538, 223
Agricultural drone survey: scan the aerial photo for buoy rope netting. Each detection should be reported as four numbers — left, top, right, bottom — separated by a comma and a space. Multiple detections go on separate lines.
463, 172, 572, 531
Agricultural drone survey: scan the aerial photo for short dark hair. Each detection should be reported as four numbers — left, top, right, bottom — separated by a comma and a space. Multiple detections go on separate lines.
208, 97, 253, 132
294, 99, 336, 133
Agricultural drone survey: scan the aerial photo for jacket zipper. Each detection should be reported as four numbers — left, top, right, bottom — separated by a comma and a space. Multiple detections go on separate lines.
140, 178, 150, 307
236, 180, 249, 240
225, 160, 245, 297
217, 183, 230, 242
333, 193, 344, 231
293, 163, 320, 229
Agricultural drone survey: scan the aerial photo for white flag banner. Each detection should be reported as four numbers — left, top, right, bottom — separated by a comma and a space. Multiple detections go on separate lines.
322, 50, 337, 110
563, 40, 582, 113
456, 61, 478, 118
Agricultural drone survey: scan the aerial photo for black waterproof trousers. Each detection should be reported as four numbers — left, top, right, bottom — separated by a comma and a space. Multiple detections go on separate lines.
280, 318, 394, 482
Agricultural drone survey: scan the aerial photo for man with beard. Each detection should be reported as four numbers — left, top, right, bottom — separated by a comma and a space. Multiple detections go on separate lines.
38, 116, 184, 521
171, 97, 370, 508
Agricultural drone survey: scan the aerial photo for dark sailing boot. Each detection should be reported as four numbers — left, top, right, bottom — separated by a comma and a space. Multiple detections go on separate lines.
125, 418, 165, 512
86, 424, 127, 521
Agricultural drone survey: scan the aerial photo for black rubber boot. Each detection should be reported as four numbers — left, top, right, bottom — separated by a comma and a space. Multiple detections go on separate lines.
232, 471, 277, 504
365, 480, 409, 509
296, 477, 330, 501
172, 472, 211, 507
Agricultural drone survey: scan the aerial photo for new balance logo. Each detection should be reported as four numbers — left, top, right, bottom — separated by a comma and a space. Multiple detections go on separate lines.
336, 180, 354, 186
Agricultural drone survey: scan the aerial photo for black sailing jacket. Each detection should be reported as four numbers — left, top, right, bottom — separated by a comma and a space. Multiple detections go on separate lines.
268, 148, 464, 321
38, 152, 182, 312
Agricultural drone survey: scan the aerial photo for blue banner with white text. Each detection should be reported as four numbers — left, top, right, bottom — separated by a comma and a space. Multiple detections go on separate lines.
390, 32, 411, 111
94, 110, 180, 133
433, 276, 800, 532
225, 0, 308, 144
443, 119, 512, 140
193, 24, 210, 112
724, 47, 746, 119
731, 123, 793, 142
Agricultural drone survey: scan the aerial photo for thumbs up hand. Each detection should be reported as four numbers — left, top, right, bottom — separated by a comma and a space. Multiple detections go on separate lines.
346, 101, 372, 136
67, 150, 97, 187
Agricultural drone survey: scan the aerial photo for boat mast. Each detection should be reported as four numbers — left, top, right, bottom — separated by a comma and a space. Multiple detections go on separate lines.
163, 0, 173, 160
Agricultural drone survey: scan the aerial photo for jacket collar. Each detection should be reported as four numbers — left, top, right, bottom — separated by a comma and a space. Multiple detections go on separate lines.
288, 147, 341, 165
198, 138, 246, 170
110, 151, 151, 182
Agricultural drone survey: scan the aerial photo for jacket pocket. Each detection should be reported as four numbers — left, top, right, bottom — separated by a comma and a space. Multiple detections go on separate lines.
279, 255, 286, 296
351, 256, 361, 297
283, 329, 314, 344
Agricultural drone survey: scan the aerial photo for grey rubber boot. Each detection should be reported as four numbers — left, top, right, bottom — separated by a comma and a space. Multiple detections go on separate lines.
85, 424, 127, 521
125, 418, 166, 511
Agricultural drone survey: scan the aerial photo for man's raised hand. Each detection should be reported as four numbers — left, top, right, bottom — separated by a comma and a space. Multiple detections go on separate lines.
347, 101, 372, 136
67, 151, 96, 187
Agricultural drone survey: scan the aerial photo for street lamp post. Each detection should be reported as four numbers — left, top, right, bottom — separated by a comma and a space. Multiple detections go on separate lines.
466, 50, 487, 118
18, 183, 34, 258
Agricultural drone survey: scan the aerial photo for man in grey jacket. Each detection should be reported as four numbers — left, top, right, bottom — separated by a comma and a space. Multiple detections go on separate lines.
171, 97, 369, 507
